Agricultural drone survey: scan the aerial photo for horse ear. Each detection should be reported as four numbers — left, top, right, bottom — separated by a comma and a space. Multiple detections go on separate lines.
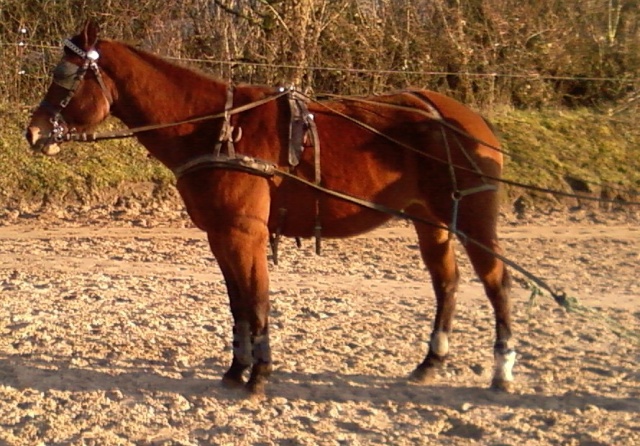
80, 19, 99, 49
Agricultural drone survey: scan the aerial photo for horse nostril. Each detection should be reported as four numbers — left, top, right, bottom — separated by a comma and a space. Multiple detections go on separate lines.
25, 126, 40, 146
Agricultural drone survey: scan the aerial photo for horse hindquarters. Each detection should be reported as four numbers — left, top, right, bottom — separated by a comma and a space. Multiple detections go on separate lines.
404, 113, 514, 390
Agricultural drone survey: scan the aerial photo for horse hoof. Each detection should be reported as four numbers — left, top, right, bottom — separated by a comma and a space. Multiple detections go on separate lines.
490, 378, 515, 393
408, 366, 438, 384
245, 380, 267, 399
221, 375, 245, 389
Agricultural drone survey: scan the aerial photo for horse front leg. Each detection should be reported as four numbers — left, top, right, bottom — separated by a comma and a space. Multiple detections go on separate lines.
207, 227, 273, 396
218, 276, 252, 388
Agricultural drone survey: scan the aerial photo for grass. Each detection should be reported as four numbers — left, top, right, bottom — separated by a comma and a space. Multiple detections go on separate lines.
0, 107, 173, 207
490, 107, 640, 207
1, 104, 638, 210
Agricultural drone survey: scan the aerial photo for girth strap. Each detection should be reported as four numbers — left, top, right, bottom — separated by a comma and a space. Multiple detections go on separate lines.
172, 154, 275, 179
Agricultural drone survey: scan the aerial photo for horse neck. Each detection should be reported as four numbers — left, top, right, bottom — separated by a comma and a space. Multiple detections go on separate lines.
99, 40, 227, 136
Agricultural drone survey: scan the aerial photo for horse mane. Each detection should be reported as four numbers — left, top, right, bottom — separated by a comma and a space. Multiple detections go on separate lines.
99, 38, 224, 89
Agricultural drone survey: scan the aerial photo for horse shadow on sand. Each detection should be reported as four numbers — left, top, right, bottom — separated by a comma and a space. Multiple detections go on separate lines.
0, 353, 637, 414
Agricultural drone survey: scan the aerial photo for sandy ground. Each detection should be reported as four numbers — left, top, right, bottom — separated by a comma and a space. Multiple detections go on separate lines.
0, 202, 638, 446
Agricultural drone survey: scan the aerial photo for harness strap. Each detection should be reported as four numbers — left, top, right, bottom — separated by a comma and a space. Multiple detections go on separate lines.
318, 91, 501, 239
172, 154, 275, 179
214, 85, 236, 157
449, 184, 498, 242
431, 105, 497, 238
92, 64, 113, 105
286, 89, 320, 166
283, 88, 323, 254
455, 184, 498, 198
287, 90, 307, 166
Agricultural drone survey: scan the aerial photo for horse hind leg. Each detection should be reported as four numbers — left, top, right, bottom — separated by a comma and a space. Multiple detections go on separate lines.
410, 223, 460, 383
462, 229, 515, 392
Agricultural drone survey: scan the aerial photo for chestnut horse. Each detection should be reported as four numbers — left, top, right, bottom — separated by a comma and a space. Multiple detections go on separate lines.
26, 21, 514, 396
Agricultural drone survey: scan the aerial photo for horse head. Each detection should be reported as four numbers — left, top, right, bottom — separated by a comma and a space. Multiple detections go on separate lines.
25, 20, 114, 155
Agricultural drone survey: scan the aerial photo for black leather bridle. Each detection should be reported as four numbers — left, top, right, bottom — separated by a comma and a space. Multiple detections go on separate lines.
39, 38, 113, 143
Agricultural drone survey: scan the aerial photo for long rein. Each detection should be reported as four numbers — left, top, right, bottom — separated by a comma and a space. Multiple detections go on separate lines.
60, 88, 291, 143
62, 89, 620, 309
64, 90, 637, 207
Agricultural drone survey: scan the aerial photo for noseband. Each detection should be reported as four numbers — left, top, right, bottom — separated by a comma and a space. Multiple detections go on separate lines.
40, 38, 112, 143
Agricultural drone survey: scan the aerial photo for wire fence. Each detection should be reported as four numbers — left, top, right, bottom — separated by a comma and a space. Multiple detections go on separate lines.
5, 41, 640, 83
3, 40, 639, 111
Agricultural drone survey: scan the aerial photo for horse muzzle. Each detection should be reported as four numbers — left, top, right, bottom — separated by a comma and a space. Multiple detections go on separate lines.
25, 126, 62, 156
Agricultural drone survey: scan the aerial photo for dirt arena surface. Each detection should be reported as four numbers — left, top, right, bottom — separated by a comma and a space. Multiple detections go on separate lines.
0, 202, 638, 445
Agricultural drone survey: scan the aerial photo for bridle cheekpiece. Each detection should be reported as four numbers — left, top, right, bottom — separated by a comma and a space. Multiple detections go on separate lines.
40, 38, 111, 144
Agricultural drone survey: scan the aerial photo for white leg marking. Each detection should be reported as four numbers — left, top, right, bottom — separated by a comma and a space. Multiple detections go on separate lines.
430, 331, 449, 357
494, 349, 517, 382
